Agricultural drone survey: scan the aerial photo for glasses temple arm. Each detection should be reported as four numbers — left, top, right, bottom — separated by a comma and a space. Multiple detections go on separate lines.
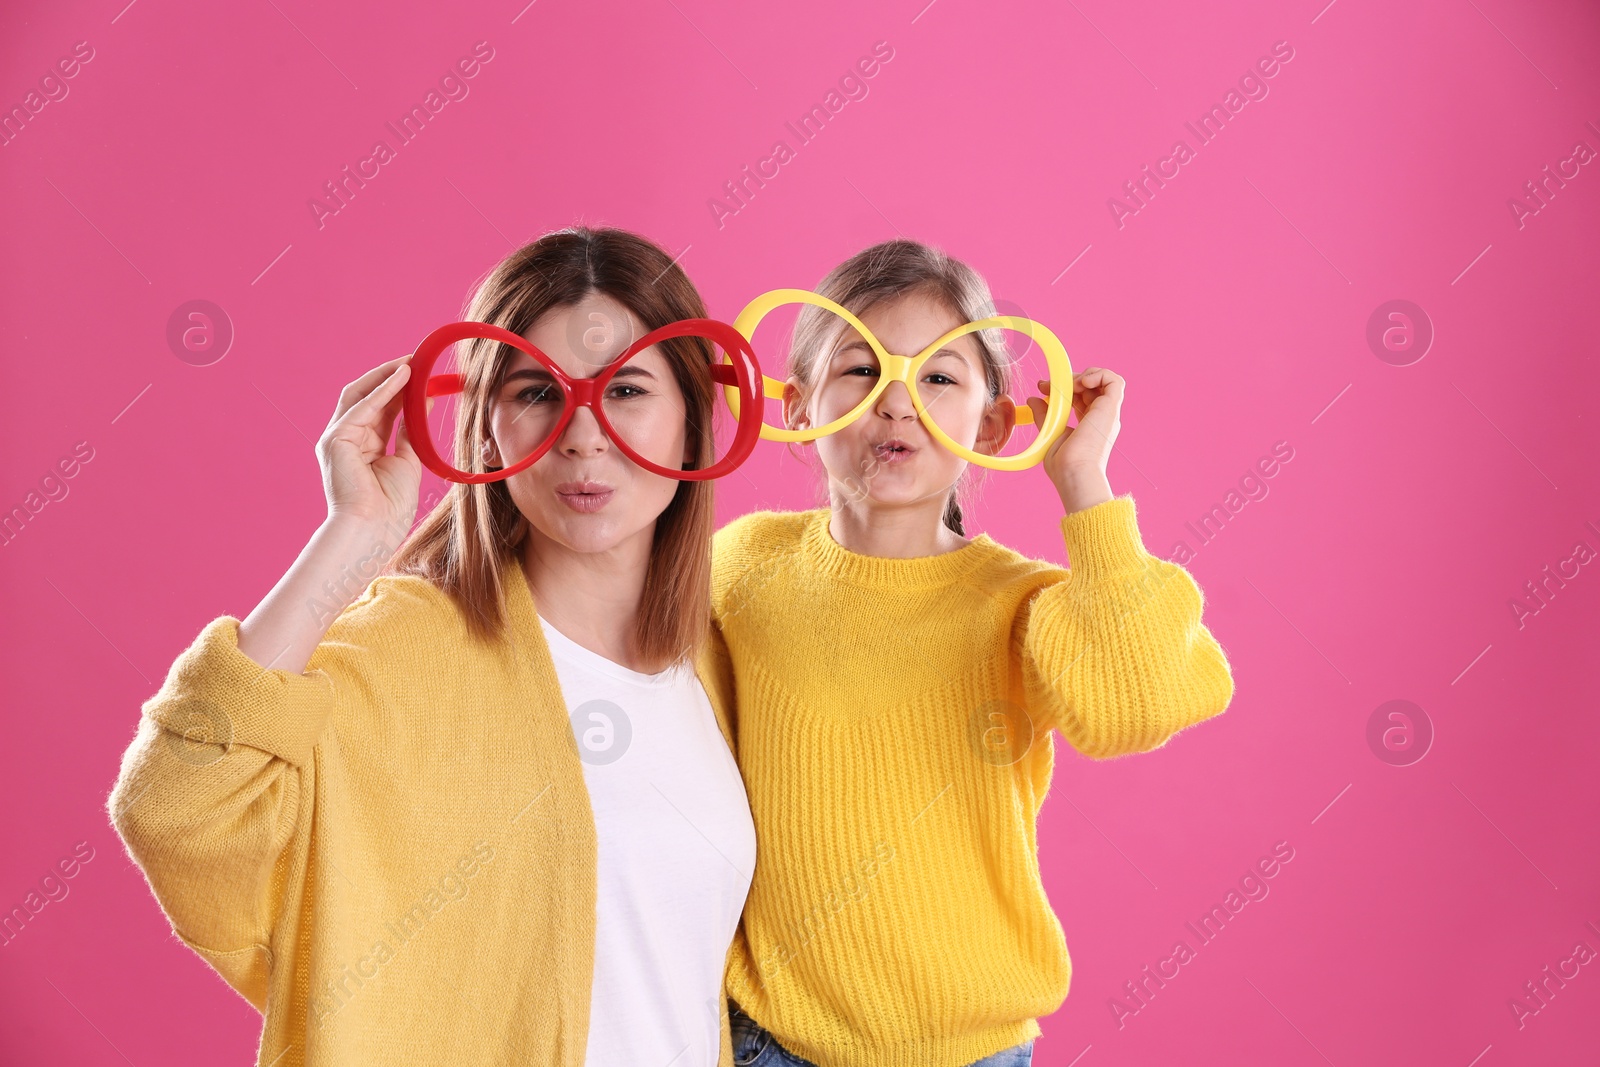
426, 373, 464, 398
708, 365, 789, 403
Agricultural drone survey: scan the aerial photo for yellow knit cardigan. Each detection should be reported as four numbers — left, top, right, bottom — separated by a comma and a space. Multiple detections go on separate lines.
107, 563, 743, 1067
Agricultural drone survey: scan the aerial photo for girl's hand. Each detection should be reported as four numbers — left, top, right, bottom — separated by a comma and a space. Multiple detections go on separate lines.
317, 355, 423, 534
1025, 367, 1123, 515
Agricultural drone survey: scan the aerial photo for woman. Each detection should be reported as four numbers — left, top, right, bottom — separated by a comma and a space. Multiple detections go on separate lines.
107, 227, 756, 1067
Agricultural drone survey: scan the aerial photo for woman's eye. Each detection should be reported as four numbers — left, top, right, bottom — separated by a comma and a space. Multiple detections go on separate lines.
608, 384, 648, 399
518, 385, 558, 403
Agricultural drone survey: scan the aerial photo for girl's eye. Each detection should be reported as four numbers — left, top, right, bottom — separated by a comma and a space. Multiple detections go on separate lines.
924, 373, 956, 386
844, 365, 878, 377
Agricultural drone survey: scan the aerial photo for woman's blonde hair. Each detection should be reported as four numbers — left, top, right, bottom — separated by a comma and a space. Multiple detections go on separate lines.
388, 226, 718, 671
786, 238, 1013, 535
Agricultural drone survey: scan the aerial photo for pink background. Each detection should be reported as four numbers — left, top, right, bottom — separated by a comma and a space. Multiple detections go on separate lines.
3, 0, 1597, 1063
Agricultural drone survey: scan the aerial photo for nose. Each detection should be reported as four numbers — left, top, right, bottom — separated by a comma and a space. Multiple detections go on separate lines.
874, 378, 918, 421
557, 401, 610, 457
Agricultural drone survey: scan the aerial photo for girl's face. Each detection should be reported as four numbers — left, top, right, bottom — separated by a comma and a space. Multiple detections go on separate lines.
488, 292, 691, 555
788, 290, 1014, 512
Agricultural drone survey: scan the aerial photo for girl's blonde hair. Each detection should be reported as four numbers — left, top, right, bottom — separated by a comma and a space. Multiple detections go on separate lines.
786, 238, 1013, 535
388, 225, 719, 672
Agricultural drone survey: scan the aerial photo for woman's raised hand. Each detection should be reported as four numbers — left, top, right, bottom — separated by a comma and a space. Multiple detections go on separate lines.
316, 355, 423, 534
238, 356, 427, 674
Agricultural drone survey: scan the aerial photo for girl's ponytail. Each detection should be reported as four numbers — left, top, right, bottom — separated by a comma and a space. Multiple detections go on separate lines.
942, 494, 965, 537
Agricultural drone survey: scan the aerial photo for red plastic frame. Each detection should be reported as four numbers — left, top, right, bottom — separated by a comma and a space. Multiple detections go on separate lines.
402, 318, 765, 483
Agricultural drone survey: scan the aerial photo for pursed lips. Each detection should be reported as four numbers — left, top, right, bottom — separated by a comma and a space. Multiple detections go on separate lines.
554, 479, 615, 512
871, 438, 918, 462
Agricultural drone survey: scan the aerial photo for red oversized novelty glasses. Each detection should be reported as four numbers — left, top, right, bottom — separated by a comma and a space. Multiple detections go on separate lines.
403, 318, 764, 483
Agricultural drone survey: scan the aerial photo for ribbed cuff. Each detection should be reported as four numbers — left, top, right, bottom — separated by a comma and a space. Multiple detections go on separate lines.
143, 616, 337, 767
1060, 494, 1152, 579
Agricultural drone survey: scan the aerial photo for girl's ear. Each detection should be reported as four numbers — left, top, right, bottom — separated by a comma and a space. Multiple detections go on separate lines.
975, 394, 1018, 456
781, 378, 812, 436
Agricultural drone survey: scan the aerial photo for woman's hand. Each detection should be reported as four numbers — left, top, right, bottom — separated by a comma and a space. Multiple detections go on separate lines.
1025, 367, 1123, 515
238, 355, 427, 674
317, 355, 423, 534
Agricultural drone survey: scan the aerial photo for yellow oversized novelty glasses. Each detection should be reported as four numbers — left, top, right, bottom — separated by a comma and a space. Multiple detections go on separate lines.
722, 288, 1075, 471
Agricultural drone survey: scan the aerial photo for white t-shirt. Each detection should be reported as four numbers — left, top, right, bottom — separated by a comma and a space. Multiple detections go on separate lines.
539, 615, 756, 1067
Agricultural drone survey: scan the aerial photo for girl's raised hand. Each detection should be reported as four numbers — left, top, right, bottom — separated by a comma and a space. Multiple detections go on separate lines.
1025, 367, 1124, 514
316, 355, 424, 533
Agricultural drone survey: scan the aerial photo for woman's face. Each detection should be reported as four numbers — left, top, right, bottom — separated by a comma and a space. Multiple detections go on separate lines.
788, 291, 1014, 510
488, 292, 691, 555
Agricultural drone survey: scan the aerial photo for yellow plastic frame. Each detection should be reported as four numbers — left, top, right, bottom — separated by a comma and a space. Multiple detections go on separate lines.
724, 288, 1074, 471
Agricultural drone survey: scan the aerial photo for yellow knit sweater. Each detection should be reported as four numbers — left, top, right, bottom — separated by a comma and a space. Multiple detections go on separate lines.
710, 495, 1235, 1067
106, 566, 743, 1067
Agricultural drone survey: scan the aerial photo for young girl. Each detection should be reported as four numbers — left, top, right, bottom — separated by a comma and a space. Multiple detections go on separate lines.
107, 227, 756, 1067
713, 239, 1236, 1067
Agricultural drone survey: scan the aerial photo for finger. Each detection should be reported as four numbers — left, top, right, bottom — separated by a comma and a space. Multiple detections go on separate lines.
372, 372, 409, 452
1073, 382, 1094, 419
330, 355, 414, 424
337, 362, 412, 434
1074, 371, 1112, 405
1076, 369, 1124, 410
393, 406, 420, 465
339, 354, 412, 407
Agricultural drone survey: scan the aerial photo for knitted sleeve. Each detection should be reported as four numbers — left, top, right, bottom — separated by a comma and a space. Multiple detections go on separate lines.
105, 609, 359, 1010
710, 510, 796, 623
1018, 494, 1235, 759
709, 521, 744, 621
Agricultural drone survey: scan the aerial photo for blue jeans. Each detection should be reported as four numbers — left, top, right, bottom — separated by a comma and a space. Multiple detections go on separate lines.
729, 1001, 1034, 1067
